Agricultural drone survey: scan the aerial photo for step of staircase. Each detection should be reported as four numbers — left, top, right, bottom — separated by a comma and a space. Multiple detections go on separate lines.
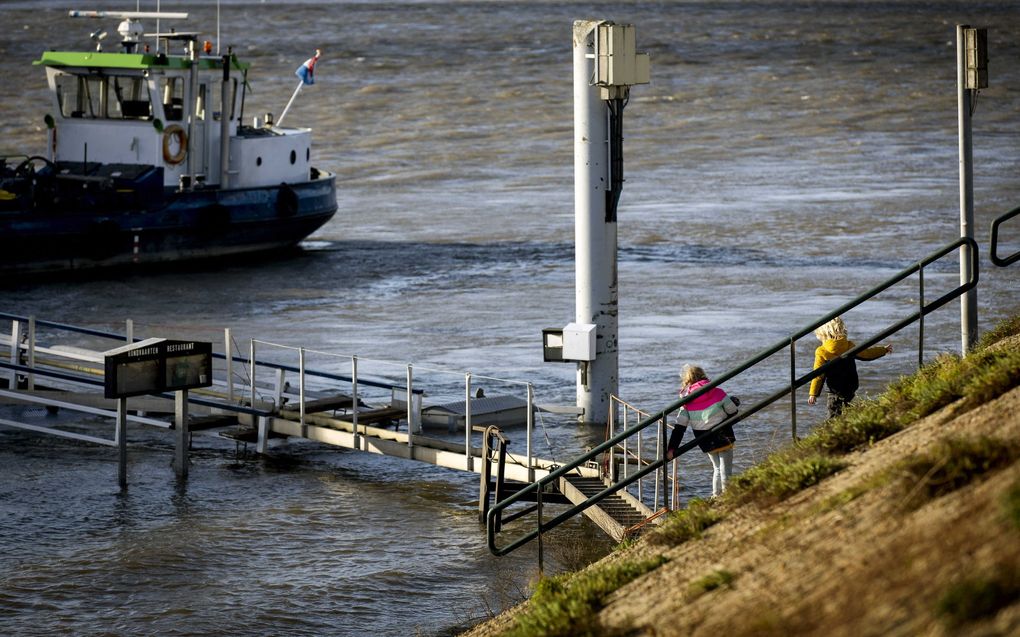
559, 474, 658, 541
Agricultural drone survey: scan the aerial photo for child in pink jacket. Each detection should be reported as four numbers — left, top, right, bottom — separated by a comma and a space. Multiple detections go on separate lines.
666, 365, 739, 496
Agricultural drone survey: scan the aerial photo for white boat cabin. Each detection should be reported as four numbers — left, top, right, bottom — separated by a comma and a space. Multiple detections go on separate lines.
37, 37, 312, 190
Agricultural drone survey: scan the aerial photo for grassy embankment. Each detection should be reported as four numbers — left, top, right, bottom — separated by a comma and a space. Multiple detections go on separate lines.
466, 313, 1020, 637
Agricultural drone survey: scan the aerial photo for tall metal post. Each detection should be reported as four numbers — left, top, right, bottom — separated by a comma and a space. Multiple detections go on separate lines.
573, 20, 617, 426
117, 397, 128, 488
186, 38, 199, 185
957, 24, 980, 354
220, 53, 231, 188
174, 389, 189, 479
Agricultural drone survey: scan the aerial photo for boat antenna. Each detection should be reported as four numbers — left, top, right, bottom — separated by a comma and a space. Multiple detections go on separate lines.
69, 10, 188, 54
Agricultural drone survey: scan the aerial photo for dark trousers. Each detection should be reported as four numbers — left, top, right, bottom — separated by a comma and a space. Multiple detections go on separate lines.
826, 393, 853, 419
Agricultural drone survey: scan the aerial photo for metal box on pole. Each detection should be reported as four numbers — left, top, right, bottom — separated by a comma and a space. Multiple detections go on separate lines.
964, 27, 988, 89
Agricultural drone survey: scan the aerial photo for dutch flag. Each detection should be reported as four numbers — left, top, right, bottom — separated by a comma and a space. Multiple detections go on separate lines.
295, 50, 321, 85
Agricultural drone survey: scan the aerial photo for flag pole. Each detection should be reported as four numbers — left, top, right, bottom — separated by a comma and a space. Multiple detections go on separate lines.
276, 49, 320, 128
276, 81, 303, 127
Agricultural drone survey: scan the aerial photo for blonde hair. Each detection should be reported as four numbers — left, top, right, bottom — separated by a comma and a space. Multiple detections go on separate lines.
814, 316, 848, 341
680, 364, 708, 390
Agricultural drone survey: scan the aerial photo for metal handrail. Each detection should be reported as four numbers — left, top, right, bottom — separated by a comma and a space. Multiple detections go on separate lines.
608, 396, 676, 509
487, 236, 979, 556
0, 312, 414, 394
0, 360, 274, 417
990, 205, 1020, 267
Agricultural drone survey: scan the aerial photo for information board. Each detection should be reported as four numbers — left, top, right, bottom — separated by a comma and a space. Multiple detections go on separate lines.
104, 338, 213, 399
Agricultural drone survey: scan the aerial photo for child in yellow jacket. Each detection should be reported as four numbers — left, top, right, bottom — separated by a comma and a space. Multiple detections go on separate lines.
807, 316, 893, 418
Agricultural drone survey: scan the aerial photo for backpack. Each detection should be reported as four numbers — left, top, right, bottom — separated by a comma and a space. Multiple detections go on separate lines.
825, 356, 859, 399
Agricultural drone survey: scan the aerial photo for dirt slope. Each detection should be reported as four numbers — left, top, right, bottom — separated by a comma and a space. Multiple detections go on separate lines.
463, 337, 1020, 637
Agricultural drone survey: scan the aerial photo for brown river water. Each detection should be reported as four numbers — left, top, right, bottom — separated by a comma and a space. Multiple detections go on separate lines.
1, 1, 1018, 635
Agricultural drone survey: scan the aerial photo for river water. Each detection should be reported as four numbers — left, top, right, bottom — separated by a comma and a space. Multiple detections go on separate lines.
1, 1, 1018, 635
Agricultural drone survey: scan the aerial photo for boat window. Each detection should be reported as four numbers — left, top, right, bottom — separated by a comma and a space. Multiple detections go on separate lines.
56, 74, 103, 118
160, 77, 184, 121
55, 73, 152, 120
110, 76, 152, 119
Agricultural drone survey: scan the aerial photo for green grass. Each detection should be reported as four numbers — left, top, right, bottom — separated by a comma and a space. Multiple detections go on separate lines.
688, 569, 735, 599
976, 312, 1020, 350
726, 448, 846, 504
896, 435, 1020, 509
936, 570, 1020, 628
507, 556, 667, 637
646, 498, 722, 547
1003, 478, 1020, 530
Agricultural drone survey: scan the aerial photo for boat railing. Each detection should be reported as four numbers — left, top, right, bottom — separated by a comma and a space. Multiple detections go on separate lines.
487, 236, 979, 557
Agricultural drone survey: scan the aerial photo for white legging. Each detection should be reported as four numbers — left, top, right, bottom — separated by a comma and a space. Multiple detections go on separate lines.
707, 447, 734, 496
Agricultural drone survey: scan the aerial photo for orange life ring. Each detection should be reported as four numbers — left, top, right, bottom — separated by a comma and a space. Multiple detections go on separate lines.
162, 125, 188, 165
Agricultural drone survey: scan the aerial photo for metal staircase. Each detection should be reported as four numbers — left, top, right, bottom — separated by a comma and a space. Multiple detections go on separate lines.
560, 475, 656, 541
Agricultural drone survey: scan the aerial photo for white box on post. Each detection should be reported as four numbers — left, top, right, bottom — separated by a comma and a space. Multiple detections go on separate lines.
563, 322, 596, 361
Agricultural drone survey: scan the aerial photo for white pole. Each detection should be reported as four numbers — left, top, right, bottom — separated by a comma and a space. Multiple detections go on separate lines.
276, 82, 303, 128
351, 356, 360, 449
225, 328, 234, 402
299, 348, 306, 431
957, 24, 978, 354
465, 373, 472, 471
573, 20, 618, 427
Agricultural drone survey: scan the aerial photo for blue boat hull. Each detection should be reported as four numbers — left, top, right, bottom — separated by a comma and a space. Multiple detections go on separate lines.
0, 161, 337, 275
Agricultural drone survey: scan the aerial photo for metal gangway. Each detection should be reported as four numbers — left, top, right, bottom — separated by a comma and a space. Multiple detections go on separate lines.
0, 315, 605, 514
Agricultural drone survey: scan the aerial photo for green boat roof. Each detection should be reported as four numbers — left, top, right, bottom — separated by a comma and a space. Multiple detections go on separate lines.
34, 50, 249, 72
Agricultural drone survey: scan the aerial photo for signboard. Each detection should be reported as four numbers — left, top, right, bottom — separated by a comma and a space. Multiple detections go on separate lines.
104, 338, 213, 399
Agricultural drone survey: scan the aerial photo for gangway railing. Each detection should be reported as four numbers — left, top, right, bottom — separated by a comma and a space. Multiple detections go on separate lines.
0, 359, 273, 445
991, 205, 1020, 267
487, 236, 978, 556
248, 339, 539, 477
607, 397, 679, 511
0, 312, 421, 409
1, 313, 544, 476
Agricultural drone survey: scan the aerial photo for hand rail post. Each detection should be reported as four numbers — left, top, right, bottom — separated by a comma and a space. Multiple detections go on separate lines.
298, 347, 306, 432
465, 373, 473, 472
225, 328, 234, 402
351, 355, 359, 449
918, 264, 925, 369
27, 316, 35, 391
536, 485, 544, 577
406, 363, 415, 455
660, 415, 667, 510
790, 336, 797, 440
7, 319, 21, 389
526, 383, 534, 481
671, 456, 679, 510
249, 338, 256, 409
637, 427, 644, 502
